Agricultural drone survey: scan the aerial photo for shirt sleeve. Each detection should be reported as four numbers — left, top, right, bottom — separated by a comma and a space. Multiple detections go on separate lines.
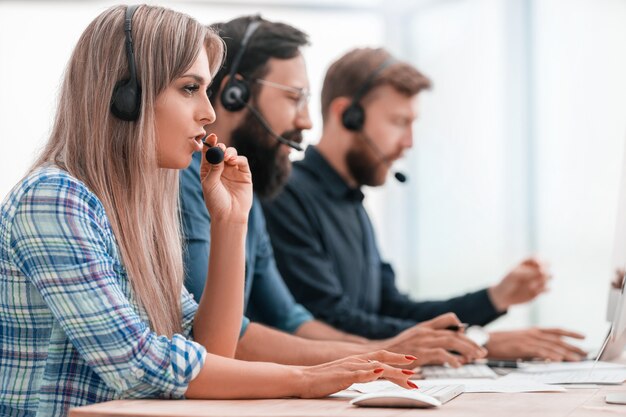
263, 186, 419, 339
246, 202, 313, 334
180, 153, 211, 303
180, 287, 198, 339
9, 175, 205, 399
378, 263, 505, 326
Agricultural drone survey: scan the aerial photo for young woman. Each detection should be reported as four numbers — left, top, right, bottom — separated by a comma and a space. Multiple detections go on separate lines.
0, 5, 414, 416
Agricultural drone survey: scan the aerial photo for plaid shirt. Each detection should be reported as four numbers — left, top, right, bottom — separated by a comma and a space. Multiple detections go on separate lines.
0, 166, 207, 417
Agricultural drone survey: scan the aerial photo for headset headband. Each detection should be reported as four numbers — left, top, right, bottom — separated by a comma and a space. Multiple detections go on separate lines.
227, 17, 262, 80
351, 56, 396, 105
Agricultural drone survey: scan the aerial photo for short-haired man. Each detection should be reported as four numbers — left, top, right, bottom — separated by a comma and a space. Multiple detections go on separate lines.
180, 17, 487, 367
263, 47, 586, 361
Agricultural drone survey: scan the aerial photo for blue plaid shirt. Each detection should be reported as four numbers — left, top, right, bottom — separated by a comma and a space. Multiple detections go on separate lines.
0, 166, 207, 417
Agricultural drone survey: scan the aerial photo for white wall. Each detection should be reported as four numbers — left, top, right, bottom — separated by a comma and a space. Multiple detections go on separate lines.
532, 0, 626, 344
368, 0, 626, 347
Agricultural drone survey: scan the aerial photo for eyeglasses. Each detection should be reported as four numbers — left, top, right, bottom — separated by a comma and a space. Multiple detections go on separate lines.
254, 78, 311, 112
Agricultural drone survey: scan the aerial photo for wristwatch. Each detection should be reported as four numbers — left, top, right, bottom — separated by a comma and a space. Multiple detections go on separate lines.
465, 325, 490, 347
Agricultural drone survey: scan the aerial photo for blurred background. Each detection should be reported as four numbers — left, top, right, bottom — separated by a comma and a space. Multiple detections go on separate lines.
1, 0, 626, 348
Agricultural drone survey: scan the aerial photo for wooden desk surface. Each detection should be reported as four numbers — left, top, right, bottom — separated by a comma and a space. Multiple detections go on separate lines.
70, 386, 626, 417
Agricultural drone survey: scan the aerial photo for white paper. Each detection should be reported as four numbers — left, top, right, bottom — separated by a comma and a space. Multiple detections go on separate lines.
348, 378, 564, 394
502, 368, 626, 385
517, 360, 626, 373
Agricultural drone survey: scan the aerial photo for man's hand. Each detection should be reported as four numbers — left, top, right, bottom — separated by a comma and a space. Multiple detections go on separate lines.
485, 328, 586, 361
612, 268, 625, 290
488, 258, 551, 311
379, 313, 487, 368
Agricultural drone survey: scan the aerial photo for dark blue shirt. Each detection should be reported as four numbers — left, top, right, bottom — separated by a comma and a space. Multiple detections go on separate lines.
180, 152, 313, 335
262, 146, 503, 339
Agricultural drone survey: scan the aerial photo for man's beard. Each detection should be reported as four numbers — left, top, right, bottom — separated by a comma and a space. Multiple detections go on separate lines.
345, 132, 387, 187
231, 109, 303, 200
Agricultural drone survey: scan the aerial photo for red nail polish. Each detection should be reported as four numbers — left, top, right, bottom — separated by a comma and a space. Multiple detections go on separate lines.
405, 355, 417, 361
407, 381, 418, 389
373, 368, 384, 374
402, 369, 415, 375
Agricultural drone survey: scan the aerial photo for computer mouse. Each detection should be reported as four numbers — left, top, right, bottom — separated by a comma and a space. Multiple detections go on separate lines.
605, 393, 626, 404
349, 390, 442, 408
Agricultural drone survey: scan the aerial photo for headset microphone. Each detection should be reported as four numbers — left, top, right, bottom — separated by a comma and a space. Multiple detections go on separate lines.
201, 133, 225, 164
205, 145, 225, 165
245, 103, 303, 151
218, 17, 303, 152
341, 56, 407, 184
359, 132, 408, 183
394, 171, 407, 183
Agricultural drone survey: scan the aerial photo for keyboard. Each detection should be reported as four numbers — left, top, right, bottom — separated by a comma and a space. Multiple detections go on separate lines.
420, 364, 498, 379
416, 384, 465, 404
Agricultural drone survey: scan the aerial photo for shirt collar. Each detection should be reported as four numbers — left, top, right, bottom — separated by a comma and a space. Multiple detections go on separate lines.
299, 146, 365, 202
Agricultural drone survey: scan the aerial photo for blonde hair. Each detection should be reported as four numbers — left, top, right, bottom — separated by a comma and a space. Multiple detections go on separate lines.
32, 5, 224, 336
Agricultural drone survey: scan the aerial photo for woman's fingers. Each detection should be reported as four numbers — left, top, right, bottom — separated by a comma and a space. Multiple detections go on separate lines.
204, 132, 218, 147
356, 350, 417, 366
343, 360, 415, 389
222, 146, 238, 164
234, 155, 250, 174
372, 363, 417, 389
302, 357, 419, 398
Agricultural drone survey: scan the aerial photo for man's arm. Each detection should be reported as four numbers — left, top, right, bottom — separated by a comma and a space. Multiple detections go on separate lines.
245, 200, 318, 334
236, 322, 368, 365
379, 263, 504, 326
295, 320, 368, 343
237, 317, 487, 367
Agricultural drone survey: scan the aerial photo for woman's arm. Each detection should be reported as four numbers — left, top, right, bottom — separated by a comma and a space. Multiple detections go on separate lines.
192, 139, 252, 356
193, 221, 246, 355
187, 350, 418, 399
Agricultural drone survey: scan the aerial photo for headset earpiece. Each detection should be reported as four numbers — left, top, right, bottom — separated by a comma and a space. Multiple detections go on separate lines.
220, 77, 250, 112
111, 78, 141, 121
110, 5, 141, 121
341, 103, 365, 132
340, 57, 397, 132
218, 17, 261, 113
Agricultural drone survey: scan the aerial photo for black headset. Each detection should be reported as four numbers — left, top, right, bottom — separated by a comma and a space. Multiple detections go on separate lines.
110, 5, 141, 121
341, 57, 396, 132
220, 17, 262, 112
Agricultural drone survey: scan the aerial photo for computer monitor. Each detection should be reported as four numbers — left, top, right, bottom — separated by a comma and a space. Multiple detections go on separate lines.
598, 279, 626, 360
598, 137, 626, 360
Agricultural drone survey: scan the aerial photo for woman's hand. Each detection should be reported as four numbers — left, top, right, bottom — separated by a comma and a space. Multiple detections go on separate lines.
297, 350, 418, 398
200, 133, 252, 224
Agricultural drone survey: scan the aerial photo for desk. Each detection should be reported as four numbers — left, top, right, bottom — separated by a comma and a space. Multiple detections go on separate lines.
69, 386, 626, 417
